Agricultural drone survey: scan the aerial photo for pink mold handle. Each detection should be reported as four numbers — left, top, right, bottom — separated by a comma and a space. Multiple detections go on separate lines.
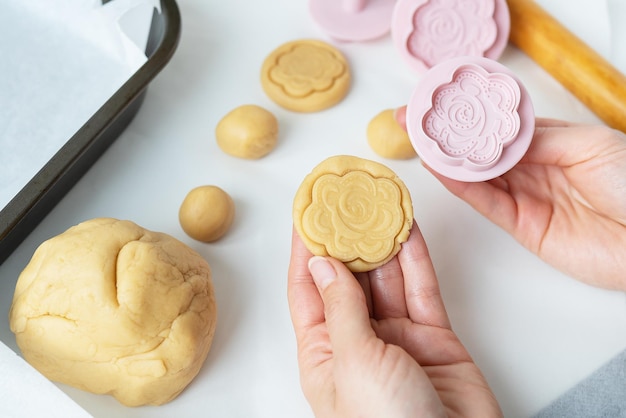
392, 0, 510, 73
309, 0, 396, 42
406, 56, 535, 182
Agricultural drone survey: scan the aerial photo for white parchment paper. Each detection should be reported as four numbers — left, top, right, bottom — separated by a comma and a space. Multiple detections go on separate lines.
0, 340, 92, 417
1, 1, 158, 415
0, 0, 158, 210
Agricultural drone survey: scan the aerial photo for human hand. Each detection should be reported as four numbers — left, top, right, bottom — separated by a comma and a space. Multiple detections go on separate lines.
396, 109, 626, 290
287, 224, 502, 418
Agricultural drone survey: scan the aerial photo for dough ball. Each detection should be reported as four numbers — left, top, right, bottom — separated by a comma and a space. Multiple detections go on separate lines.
293, 155, 413, 272
179, 185, 235, 242
9, 218, 217, 407
215, 104, 278, 159
367, 109, 417, 160
260, 39, 351, 112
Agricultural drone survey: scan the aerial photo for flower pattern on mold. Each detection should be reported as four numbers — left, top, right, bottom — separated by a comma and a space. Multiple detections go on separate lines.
422, 65, 521, 169
407, 0, 497, 68
269, 44, 346, 98
302, 171, 405, 263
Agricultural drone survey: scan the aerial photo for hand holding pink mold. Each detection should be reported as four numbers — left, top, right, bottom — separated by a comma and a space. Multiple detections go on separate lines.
406, 56, 534, 182
309, 0, 396, 42
392, 0, 510, 73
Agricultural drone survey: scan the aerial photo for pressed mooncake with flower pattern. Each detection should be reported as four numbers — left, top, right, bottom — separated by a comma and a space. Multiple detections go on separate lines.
261, 39, 351, 112
293, 155, 413, 272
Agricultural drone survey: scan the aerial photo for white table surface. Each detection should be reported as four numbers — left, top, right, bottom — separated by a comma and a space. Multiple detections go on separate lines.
1, 0, 626, 417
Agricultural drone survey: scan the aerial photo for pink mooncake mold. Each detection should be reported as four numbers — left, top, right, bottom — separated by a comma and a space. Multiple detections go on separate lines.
309, 0, 396, 42
391, 0, 510, 73
406, 56, 534, 182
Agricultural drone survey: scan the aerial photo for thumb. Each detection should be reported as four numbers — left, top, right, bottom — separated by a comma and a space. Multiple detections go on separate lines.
394, 105, 408, 131
308, 256, 375, 358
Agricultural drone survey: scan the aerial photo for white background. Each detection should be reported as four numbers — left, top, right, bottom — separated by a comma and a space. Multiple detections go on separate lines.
1, 0, 626, 417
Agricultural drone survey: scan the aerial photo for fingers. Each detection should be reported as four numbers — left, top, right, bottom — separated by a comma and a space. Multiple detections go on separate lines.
534, 117, 578, 128
398, 224, 452, 329
426, 166, 519, 234
287, 228, 325, 335
366, 224, 451, 329
418, 118, 607, 236
355, 272, 374, 316
368, 256, 409, 320
394, 105, 407, 131
400, 111, 604, 168
308, 256, 376, 358
523, 122, 623, 167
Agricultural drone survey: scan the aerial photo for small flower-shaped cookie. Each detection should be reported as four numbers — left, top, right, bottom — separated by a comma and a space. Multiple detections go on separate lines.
293, 155, 413, 272
270, 43, 345, 97
261, 39, 351, 112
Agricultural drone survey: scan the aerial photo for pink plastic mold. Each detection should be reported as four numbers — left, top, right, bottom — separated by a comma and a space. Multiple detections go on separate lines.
406, 56, 534, 182
309, 0, 396, 42
391, 0, 510, 73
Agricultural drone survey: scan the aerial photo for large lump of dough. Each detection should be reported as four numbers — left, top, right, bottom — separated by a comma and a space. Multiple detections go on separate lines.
9, 218, 217, 407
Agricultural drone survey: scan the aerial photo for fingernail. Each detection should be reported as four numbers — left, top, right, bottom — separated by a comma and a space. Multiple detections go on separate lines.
308, 256, 337, 290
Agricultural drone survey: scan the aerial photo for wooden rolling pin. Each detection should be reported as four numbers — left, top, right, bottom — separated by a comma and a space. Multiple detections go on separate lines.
506, 0, 626, 133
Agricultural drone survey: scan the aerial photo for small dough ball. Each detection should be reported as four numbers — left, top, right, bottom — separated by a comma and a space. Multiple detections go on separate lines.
367, 109, 417, 160
179, 185, 235, 242
9, 218, 217, 407
215, 104, 278, 159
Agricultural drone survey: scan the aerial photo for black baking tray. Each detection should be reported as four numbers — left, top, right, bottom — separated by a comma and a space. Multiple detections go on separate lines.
0, 0, 181, 265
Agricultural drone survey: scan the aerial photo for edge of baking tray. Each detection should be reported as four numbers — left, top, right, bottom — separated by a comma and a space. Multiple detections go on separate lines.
0, 0, 181, 265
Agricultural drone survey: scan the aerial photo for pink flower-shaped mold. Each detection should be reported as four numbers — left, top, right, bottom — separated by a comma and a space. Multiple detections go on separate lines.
392, 0, 510, 73
406, 56, 534, 182
309, 0, 396, 42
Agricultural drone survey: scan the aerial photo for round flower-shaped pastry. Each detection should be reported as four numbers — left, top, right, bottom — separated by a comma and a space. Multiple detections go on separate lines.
293, 155, 413, 272
392, 0, 510, 73
261, 39, 351, 112
406, 56, 535, 182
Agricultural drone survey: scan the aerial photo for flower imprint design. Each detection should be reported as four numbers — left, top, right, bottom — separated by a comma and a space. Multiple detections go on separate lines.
269, 44, 347, 98
407, 0, 497, 68
302, 171, 406, 263
423, 65, 521, 169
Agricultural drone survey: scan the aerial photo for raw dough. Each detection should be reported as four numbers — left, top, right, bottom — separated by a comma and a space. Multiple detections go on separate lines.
261, 39, 351, 112
367, 109, 417, 160
215, 104, 279, 159
9, 218, 217, 407
179, 185, 235, 242
293, 155, 413, 272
